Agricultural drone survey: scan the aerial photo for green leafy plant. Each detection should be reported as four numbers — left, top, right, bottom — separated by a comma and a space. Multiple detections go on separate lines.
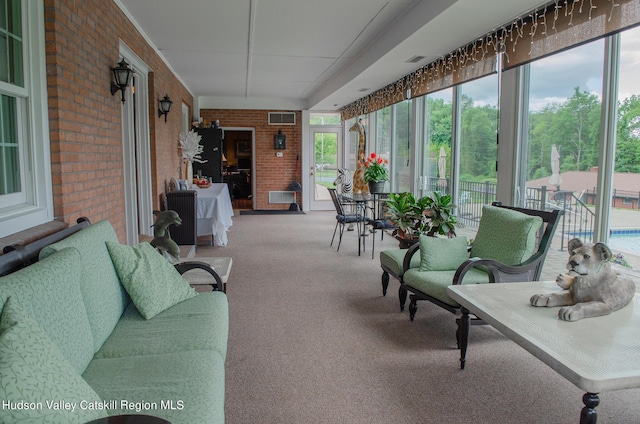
422, 192, 457, 237
362, 152, 389, 183
386, 192, 457, 241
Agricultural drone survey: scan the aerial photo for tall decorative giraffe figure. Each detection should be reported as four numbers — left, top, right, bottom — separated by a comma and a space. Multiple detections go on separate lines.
349, 119, 369, 194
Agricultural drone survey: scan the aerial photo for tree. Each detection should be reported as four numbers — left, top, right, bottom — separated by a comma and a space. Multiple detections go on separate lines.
459, 94, 498, 181
561, 87, 601, 171
615, 94, 640, 173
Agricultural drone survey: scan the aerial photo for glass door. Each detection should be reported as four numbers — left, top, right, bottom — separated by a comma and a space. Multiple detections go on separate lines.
309, 128, 340, 210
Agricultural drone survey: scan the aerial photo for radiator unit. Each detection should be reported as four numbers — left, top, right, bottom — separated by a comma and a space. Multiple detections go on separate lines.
165, 190, 197, 245
268, 191, 295, 204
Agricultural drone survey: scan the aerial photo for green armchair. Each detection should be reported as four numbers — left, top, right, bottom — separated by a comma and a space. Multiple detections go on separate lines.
398, 203, 562, 361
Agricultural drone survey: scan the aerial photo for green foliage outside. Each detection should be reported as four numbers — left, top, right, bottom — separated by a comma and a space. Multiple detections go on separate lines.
419, 87, 640, 183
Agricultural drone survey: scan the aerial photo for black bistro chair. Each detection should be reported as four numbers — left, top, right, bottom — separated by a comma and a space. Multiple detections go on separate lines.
328, 188, 369, 252
366, 192, 398, 259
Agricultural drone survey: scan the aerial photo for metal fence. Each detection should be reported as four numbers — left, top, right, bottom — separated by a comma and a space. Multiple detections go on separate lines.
424, 177, 496, 227
424, 176, 596, 250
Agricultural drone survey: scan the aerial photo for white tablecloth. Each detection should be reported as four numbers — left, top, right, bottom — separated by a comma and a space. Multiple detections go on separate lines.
194, 184, 234, 246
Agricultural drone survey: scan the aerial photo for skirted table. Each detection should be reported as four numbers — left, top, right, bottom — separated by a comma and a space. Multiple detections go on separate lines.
194, 184, 234, 246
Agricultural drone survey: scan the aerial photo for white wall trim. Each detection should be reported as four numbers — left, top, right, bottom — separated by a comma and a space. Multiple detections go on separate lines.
119, 41, 153, 244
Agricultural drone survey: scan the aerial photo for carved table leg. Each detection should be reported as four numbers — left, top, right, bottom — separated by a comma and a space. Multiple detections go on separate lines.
580, 393, 599, 424
382, 271, 389, 296
459, 307, 470, 370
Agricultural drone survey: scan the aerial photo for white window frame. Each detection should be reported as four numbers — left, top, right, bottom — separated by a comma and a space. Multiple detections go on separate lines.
0, 1, 53, 238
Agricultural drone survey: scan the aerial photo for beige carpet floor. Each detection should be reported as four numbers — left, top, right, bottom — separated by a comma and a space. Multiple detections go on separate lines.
193, 211, 640, 424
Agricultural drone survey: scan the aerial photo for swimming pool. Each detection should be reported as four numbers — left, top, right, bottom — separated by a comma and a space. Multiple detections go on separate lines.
567, 229, 640, 253
608, 230, 640, 253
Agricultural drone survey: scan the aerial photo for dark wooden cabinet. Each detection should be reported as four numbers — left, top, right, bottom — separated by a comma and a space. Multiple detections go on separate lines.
192, 128, 224, 183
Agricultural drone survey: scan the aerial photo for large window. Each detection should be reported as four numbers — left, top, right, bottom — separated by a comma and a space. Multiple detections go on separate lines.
457, 75, 499, 223
420, 88, 452, 197
0, 1, 52, 237
391, 100, 411, 192
0, 94, 21, 197
525, 39, 605, 249
1, 0, 23, 199
375, 106, 391, 163
608, 26, 640, 262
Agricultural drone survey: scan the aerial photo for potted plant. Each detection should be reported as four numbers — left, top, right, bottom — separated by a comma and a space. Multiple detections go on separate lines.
422, 191, 457, 238
178, 130, 207, 186
362, 152, 389, 193
386, 191, 457, 248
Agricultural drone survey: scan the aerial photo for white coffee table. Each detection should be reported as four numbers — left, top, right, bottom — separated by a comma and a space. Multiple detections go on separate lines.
447, 281, 640, 424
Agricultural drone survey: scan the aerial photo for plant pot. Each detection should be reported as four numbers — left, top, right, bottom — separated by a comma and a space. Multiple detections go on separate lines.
368, 181, 386, 193
394, 234, 419, 249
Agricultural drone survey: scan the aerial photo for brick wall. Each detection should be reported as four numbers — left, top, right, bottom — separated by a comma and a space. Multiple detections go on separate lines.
200, 110, 302, 210
44, 0, 192, 241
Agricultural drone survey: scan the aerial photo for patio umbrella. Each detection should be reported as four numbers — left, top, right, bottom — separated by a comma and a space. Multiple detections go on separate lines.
549, 144, 562, 188
438, 146, 447, 185
438, 146, 447, 180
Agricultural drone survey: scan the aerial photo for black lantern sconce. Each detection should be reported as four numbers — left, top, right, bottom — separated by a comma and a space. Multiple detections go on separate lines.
158, 94, 173, 122
274, 129, 286, 150
110, 59, 133, 103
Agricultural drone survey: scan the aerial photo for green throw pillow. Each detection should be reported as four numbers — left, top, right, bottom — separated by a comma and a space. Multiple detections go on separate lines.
419, 235, 469, 271
470, 205, 543, 266
106, 242, 197, 319
0, 297, 107, 424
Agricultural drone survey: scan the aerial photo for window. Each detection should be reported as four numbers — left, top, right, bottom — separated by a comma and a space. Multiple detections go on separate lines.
375, 106, 391, 162
1, 0, 23, 199
0, 94, 21, 197
391, 100, 411, 192
309, 112, 341, 125
457, 74, 498, 224
0, 1, 52, 237
524, 39, 604, 247
420, 88, 452, 196
608, 26, 640, 261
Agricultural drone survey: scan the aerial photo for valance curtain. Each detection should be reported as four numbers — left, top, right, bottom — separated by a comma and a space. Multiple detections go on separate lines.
341, 0, 640, 121
503, 0, 640, 69
340, 44, 498, 121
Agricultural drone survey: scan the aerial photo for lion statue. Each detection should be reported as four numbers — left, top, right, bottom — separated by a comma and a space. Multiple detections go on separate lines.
530, 238, 636, 321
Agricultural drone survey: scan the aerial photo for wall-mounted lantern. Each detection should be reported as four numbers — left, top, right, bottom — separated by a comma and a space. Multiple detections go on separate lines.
110, 58, 133, 103
158, 94, 173, 122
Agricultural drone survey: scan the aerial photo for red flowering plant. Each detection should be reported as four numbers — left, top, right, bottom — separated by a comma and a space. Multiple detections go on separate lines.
362, 152, 389, 183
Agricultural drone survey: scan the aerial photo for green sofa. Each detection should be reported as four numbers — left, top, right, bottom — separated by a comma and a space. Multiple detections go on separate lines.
0, 219, 228, 423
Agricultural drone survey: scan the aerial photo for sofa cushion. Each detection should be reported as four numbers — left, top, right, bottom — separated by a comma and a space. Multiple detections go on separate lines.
419, 235, 468, 271
0, 297, 107, 424
470, 205, 543, 265
0, 247, 94, 374
403, 268, 490, 307
83, 350, 225, 424
106, 242, 197, 319
39, 220, 130, 352
380, 248, 421, 277
95, 292, 228, 361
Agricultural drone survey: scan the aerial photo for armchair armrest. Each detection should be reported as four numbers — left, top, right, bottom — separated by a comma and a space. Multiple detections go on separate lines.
174, 261, 223, 291
402, 242, 421, 273
452, 253, 544, 286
